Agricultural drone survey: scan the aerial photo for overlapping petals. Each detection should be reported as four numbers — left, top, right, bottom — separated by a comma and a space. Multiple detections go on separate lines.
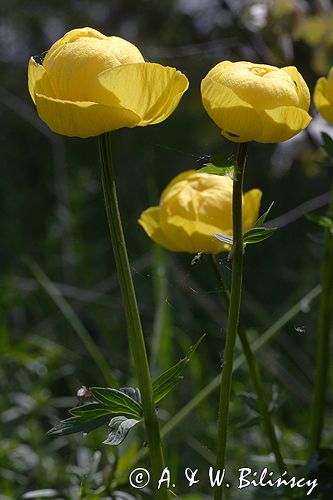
28, 27, 189, 137
139, 170, 262, 254
314, 67, 333, 124
201, 61, 311, 143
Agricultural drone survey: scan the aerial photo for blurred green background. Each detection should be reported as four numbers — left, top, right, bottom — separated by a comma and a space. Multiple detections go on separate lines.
1, 0, 333, 498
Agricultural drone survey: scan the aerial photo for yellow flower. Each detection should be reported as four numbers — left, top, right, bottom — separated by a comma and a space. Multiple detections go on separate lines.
28, 27, 189, 138
314, 67, 333, 123
138, 170, 262, 254
201, 61, 311, 143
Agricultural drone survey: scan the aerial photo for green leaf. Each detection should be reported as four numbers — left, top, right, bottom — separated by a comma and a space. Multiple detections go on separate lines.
119, 386, 141, 405
253, 202, 275, 228
321, 132, 333, 158
103, 416, 140, 446
46, 414, 110, 437
152, 334, 205, 404
47, 387, 143, 439
243, 226, 277, 245
214, 233, 233, 245
307, 213, 333, 229
199, 164, 235, 177
215, 226, 277, 250
90, 387, 143, 418
69, 402, 116, 421
200, 154, 235, 178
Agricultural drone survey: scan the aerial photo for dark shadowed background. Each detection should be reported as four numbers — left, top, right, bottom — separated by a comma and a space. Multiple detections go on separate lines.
1, 1, 332, 498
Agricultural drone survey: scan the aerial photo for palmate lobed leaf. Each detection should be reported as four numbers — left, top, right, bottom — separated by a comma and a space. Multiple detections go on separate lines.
152, 334, 205, 404
47, 337, 204, 440
47, 388, 143, 438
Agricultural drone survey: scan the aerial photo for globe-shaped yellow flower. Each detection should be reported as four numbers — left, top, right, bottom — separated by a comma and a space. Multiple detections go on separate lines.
313, 67, 333, 123
28, 27, 189, 138
138, 170, 262, 254
201, 61, 311, 143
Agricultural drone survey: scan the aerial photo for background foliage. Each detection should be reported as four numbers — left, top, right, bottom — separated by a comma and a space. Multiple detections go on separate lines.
1, 0, 333, 498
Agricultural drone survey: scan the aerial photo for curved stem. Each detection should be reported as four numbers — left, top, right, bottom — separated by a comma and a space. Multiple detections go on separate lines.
309, 176, 333, 453
99, 132, 168, 499
214, 142, 247, 500
210, 254, 286, 474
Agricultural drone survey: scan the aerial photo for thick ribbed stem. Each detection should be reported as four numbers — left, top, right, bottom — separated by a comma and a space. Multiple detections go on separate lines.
99, 132, 168, 499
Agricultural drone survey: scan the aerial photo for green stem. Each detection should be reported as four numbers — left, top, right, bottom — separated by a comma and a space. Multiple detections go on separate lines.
210, 254, 286, 474
133, 285, 320, 467
309, 176, 333, 453
99, 132, 167, 499
150, 247, 170, 378
214, 142, 247, 500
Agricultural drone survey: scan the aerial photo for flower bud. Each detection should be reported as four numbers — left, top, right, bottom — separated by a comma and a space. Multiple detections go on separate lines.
313, 67, 333, 123
28, 27, 189, 138
201, 61, 311, 143
139, 170, 262, 254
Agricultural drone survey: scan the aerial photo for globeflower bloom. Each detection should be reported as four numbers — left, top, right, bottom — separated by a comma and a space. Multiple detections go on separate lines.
28, 27, 189, 138
139, 170, 262, 254
313, 67, 333, 123
201, 61, 311, 143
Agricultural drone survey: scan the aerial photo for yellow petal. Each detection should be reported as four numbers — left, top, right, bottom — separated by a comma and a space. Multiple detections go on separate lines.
259, 106, 312, 143
34, 93, 140, 137
46, 27, 144, 72
243, 189, 262, 230
44, 35, 144, 103
160, 171, 235, 232
314, 76, 329, 108
160, 214, 230, 254
138, 207, 184, 251
326, 67, 333, 103
282, 66, 310, 110
201, 77, 263, 142
314, 76, 333, 124
98, 62, 189, 125
28, 57, 55, 103
46, 27, 106, 55
204, 60, 233, 81
205, 61, 299, 110
160, 170, 197, 203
